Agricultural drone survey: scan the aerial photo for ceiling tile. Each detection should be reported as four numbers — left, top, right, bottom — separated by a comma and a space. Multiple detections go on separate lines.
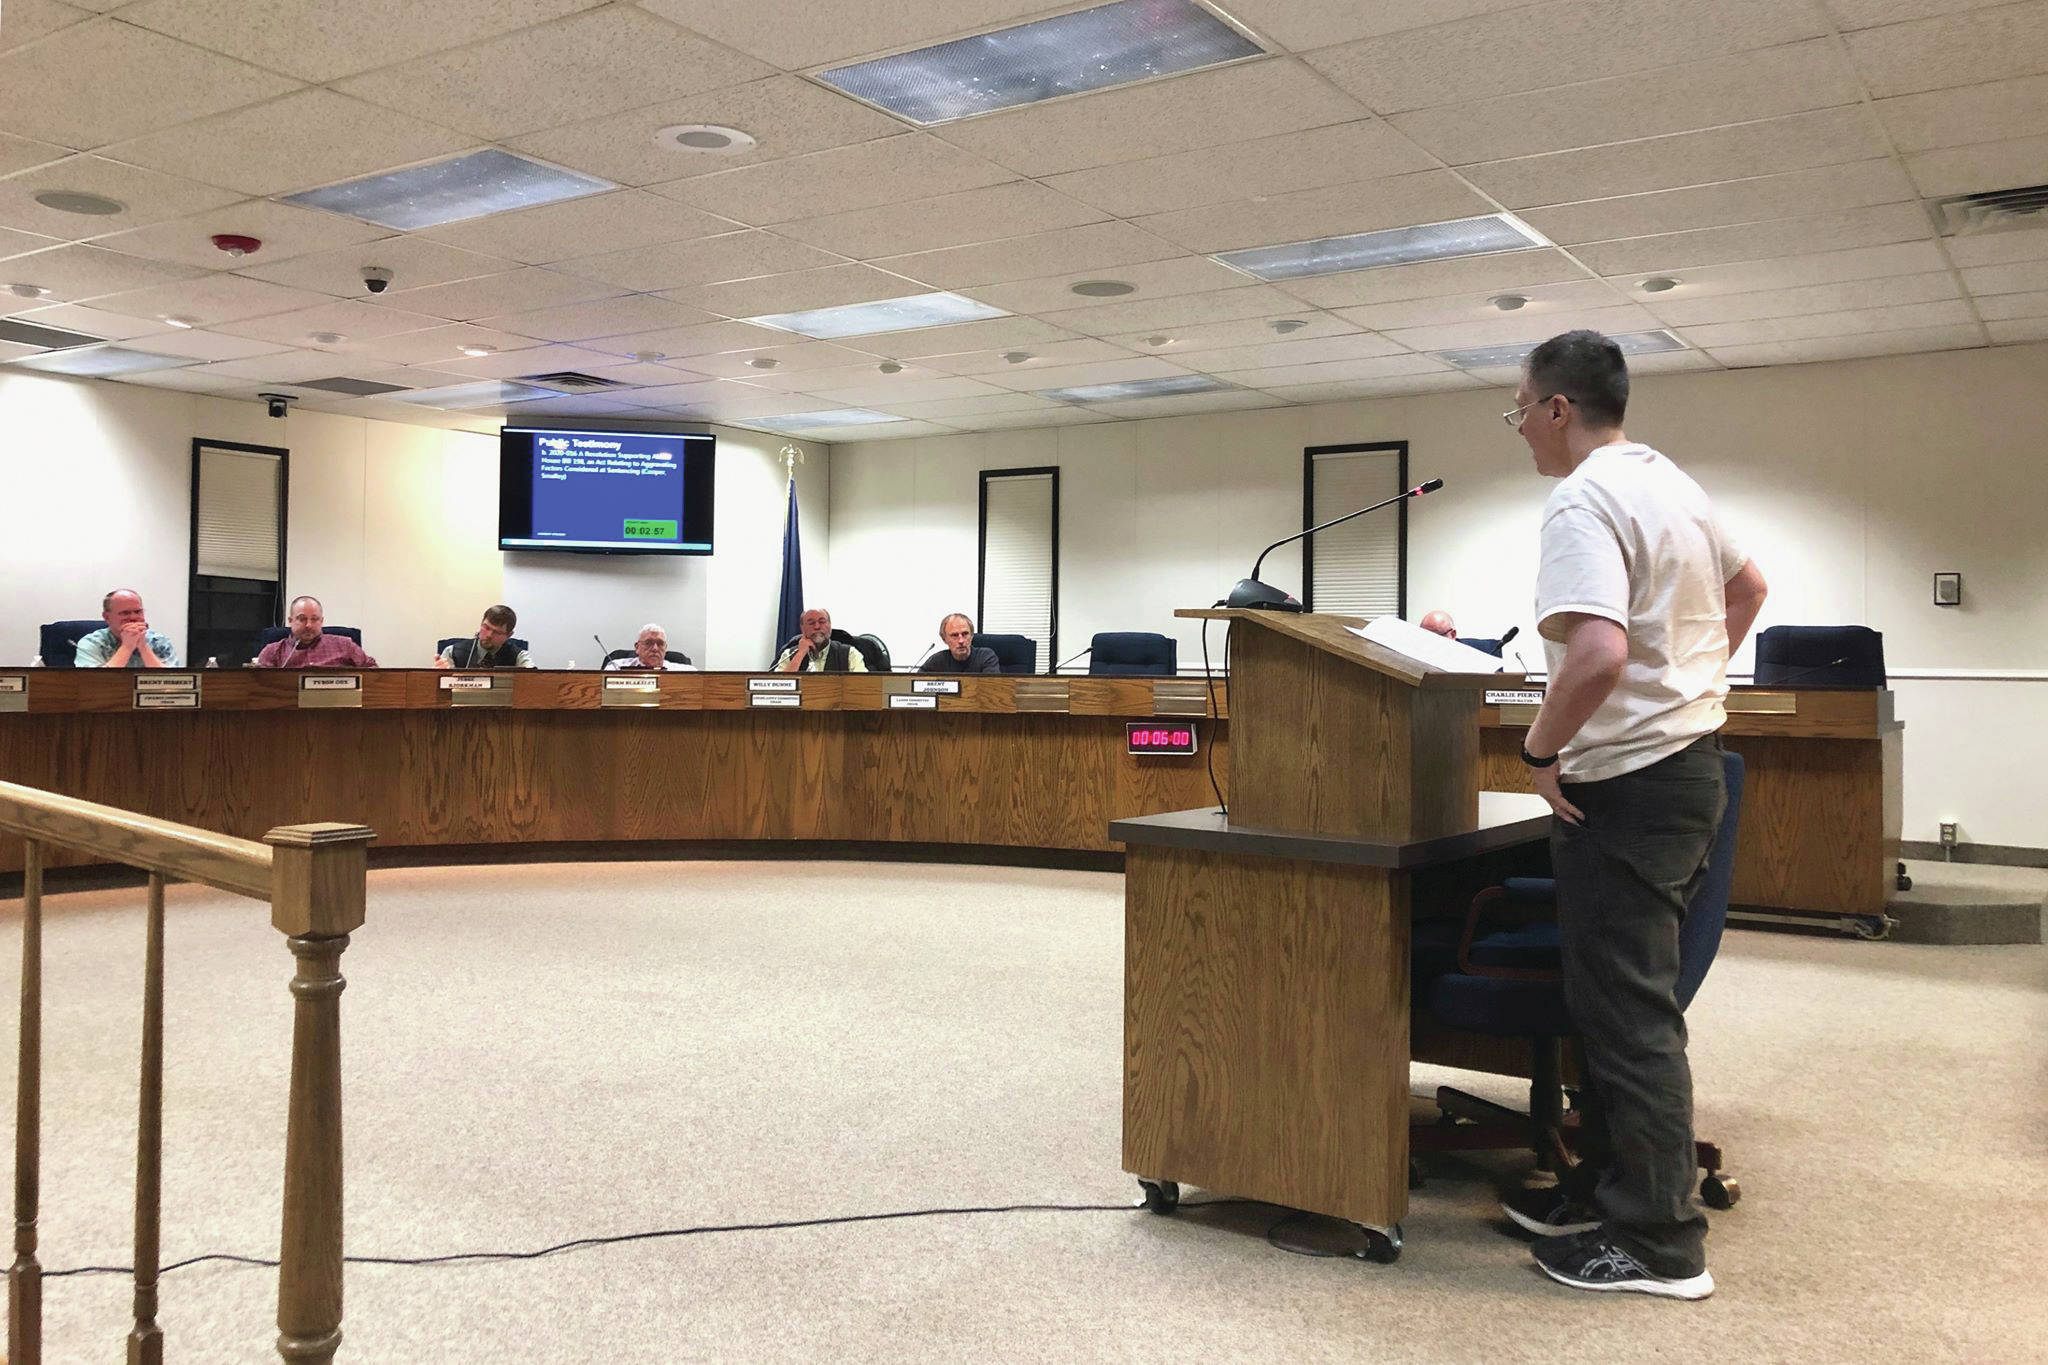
0, 156, 241, 239
658, 263, 931, 318
1272, 247, 1591, 308
1136, 170, 1494, 255
1962, 259, 2048, 293
1380, 303, 1659, 351
1389, 39, 1861, 167
681, 341, 883, 378
112, 327, 292, 362
418, 190, 738, 265
118, 0, 603, 83
1335, 279, 1632, 332
1, 0, 90, 53
1645, 272, 1962, 325
1946, 226, 2048, 267
1845, 3, 2048, 98
653, 134, 1015, 225
88, 199, 386, 271
1623, 349, 1722, 374
1705, 323, 1984, 367
0, 18, 298, 147
871, 393, 1067, 420
1083, 390, 1290, 420
234, 235, 513, 296
10, 302, 166, 338
479, 295, 719, 344
1218, 0, 1532, 52
373, 268, 618, 321
1622, 241, 1951, 299
101, 89, 474, 199
579, 318, 794, 359
0, 132, 68, 179
85, 274, 333, 327
334, 6, 776, 140
502, 392, 672, 418
203, 352, 457, 384
1987, 316, 2048, 342
840, 314, 1080, 360
0, 227, 61, 260
615, 382, 832, 416
348, 323, 547, 366
1041, 120, 1436, 220
717, 358, 959, 392
1877, 73, 2048, 154
1039, 284, 1320, 335
509, 77, 906, 188
1974, 288, 2048, 319
1521, 160, 1919, 245
1171, 332, 1408, 372
0, 244, 205, 304
776, 181, 1107, 259
1309, 0, 1823, 115
1102, 311, 1361, 353
1261, 372, 1488, 403
214, 299, 447, 346
1822, 0, 2013, 30
934, 58, 1366, 178
1905, 135, 2048, 197
958, 255, 1245, 314
983, 355, 1193, 392
1571, 202, 1937, 278
106, 365, 254, 395
810, 376, 1010, 405
559, 230, 841, 293
1465, 107, 1891, 210
430, 342, 679, 381
945, 405, 1117, 429
1675, 299, 1978, 347
911, 338, 1139, 375
879, 222, 1184, 292
1212, 353, 1452, 388
637, 0, 1065, 69
547, 358, 705, 386
782, 419, 959, 442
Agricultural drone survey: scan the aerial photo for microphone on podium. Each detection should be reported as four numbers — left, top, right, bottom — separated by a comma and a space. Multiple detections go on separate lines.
1224, 478, 1444, 611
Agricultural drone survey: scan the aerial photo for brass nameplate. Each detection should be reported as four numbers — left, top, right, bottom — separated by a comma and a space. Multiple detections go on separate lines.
1014, 680, 1070, 714
1497, 704, 1540, 725
888, 694, 938, 710
440, 674, 495, 691
298, 674, 363, 709
1151, 680, 1208, 717
602, 675, 661, 707
748, 676, 799, 693
0, 674, 24, 713
1726, 692, 1797, 715
750, 693, 802, 709
447, 675, 513, 707
136, 692, 199, 710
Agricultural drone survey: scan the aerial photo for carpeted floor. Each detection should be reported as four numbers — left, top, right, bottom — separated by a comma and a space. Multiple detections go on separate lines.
4, 860, 2044, 1364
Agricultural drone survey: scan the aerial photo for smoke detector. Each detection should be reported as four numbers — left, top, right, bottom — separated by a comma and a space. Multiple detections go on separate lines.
654, 124, 757, 154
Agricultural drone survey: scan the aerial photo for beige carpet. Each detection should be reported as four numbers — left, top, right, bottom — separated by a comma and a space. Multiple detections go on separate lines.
4, 860, 2045, 1364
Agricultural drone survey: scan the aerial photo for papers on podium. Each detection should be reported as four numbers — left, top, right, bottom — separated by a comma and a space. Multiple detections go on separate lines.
1350, 616, 1508, 673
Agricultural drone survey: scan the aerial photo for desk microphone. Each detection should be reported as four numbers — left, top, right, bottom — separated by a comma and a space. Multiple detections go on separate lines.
593, 633, 612, 669
1051, 645, 1093, 673
903, 641, 937, 672
1498, 625, 1521, 646
1226, 478, 1444, 610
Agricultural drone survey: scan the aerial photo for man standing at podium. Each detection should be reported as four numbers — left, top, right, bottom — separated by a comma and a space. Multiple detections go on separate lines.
1506, 330, 1769, 1300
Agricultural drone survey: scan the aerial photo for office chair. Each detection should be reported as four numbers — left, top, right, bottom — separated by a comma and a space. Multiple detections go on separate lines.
601, 648, 693, 667
1411, 749, 1746, 1211
255, 625, 363, 650
38, 619, 107, 667
973, 633, 1037, 674
437, 636, 530, 661
1087, 631, 1178, 677
1753, 625, 1885, 688
1458, 637, 1507, 658
852, 632, 891, 673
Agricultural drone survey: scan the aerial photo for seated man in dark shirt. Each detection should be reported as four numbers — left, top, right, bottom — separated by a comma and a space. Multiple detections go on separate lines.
919, 612, 1001, 673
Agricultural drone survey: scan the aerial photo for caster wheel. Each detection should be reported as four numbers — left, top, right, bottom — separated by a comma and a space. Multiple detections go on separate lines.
1701, 1174, 1741, 1210
1138, 1179, 1179, 1214
1851, 915, 1892, 941
1408, 1159, 1426, 1191
1359, 1222, 1403, 1264
1896, 874, 1913, 891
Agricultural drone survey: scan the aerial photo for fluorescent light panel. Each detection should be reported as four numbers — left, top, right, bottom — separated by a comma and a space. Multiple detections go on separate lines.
746, 292, 1007, 339
283, 149, 613, 230
1037, 374, 1231, 402
818, 0, 1263, 125
1216, 214, 1549, 281
10, 345, 189, 376
764, 409, 904, 430
1436, 330, 1689, 371
389, 380, 564, 410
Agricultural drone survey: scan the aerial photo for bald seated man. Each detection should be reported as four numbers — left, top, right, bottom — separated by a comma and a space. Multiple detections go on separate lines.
1420, 610, 1458, 639
75, 589, 180, 668
772, 608, 867, 673
253, 596, 378, 668
605, 623, 695, 671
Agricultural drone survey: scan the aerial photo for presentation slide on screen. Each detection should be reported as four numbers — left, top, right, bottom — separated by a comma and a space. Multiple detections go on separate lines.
525, 432, 698, 549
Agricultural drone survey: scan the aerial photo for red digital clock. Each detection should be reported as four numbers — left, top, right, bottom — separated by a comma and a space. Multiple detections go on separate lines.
1126, 722, 1199, 756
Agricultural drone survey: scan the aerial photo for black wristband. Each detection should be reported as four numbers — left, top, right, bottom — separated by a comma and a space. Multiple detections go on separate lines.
1520, 743, 1559, 769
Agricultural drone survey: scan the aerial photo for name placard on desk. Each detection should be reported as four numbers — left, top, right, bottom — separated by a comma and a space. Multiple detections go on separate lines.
136, 692, 199, 710
749, 693, 802, 709
439, 674, 496, 691
135, 674, 198, 710
441, 674, 513, 707
1485, 689, 1545, 706
298, 674, 363, 709
748, 676, 799, 693
602, 675, 661, 708
888, 694, 939, 710
911, 678, 961, 695
0, 675, 22, 714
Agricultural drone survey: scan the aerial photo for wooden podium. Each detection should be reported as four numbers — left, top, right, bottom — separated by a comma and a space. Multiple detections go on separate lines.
1111, 610, 1542, 1258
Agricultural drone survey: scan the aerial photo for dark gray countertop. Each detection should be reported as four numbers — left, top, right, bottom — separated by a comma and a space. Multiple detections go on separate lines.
1110, 792, 1552, 869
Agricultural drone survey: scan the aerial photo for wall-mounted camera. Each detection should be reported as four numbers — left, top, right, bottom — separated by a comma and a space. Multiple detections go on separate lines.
361, 266, 393, 294
258, 392, 292, 419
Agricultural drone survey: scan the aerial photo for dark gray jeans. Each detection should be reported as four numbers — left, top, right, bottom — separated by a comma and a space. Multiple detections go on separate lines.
1551, 734, 1725, 1277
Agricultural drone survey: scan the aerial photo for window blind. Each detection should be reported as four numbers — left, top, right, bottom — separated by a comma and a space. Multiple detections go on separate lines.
1309, 449, 1401, 617
980, 471, 1055, 667
195, 446, 281, 580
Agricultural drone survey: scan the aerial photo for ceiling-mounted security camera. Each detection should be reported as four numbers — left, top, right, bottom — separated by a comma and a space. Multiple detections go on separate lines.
258, 392, 292, 419
361, 266, 393, 294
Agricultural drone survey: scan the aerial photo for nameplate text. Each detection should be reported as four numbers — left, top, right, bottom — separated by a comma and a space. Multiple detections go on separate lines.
888, 694, 939, 710
604, 675, 660, 693
911, 678, 961, 695
748, 677, 799, 693
300, 674, 361, 691
135, 692, 199, 710
749, 693, 802, 709
135, 673, 198, 693
1485, 689, 1545, 706
440, 674, 496, 691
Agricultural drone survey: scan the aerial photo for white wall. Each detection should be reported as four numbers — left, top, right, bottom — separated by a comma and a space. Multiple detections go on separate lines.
826, 343, 2048, 850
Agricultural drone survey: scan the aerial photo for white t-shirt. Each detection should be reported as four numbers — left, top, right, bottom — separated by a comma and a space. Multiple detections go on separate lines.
1534, 442, 1746, 782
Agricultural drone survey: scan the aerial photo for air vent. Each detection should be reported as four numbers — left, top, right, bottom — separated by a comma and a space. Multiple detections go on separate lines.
0, 318, 103, 350
1933, 184, 2048, 237
296, 376, 410, 397
519, 371, 625, 392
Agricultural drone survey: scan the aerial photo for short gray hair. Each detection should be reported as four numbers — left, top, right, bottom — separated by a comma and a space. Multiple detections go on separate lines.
636, 622, 666, 640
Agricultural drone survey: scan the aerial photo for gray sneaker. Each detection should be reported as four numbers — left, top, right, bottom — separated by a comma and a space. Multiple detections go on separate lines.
1532, 1231, 1715, 1300
1501, 1185, 1600, 1237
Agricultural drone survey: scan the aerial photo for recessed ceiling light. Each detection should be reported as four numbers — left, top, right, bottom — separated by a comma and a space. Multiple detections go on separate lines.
1270, 318, 1309, 334
1490, 294, 1528, 311
630, 351, 665, 363
877, 360, 904, 374
818, 0, 1263, 125
8, 283, 51, 299
1435, 329, 1687, 371
309, 331, 346, 346
33, 190, 124, 216
747, 291, 1007, 340
766, 409, 905, 430
1038, 375, 1232, 402
388, 380, 564, 410
282, 149, 614, 231
459, 344, 496, 357
0, 318, 102, 350
654, 124, 756, 154
1143, 335, 1174, 347
1002, 351, 1033, 364
1070, 279, 1136, 298
748, 357, 780, 369
161, 315, 197, 329
1215, 213, 1549, 281
1638, 276, 1682, 293
10, 346, 189, 376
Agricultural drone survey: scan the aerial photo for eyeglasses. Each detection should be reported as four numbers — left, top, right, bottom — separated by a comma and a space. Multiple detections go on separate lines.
1503, 393, 1563, 429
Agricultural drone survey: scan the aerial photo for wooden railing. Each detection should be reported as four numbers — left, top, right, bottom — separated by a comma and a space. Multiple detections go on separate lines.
0, 780, 372, 1364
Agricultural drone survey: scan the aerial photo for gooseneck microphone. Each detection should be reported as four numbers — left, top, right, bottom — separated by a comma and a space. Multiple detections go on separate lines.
1225, 478, 1445, 610
906, 641, 938, 672
593, 633, 611, 669
1499, 626, 1521, 646
1051, 645, 1093, 673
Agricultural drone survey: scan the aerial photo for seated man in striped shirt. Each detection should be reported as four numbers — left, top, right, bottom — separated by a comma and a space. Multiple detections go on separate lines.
252, 596, 378, 669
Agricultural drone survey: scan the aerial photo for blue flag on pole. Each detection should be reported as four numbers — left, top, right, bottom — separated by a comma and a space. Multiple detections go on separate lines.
775, 475, 804, 650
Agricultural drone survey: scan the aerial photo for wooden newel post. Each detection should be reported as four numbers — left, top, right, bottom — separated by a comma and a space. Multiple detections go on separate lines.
264, 823, 373, 1365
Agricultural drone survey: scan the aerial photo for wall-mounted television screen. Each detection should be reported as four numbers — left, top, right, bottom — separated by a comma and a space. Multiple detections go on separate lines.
499, 426, 715, 555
